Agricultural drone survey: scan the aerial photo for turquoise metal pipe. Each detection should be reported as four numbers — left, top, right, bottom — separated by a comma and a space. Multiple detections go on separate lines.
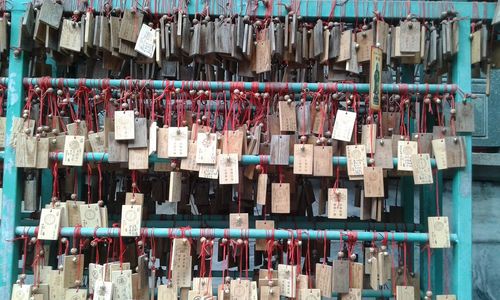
23, 78, 457, 94
14, 226, 458, 243
59, 0, 496, 20
49, 152, 437, 168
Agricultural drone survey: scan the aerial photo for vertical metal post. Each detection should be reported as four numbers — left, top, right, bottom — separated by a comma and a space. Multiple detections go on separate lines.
451, 17, 472, 299
0, 1, 29, 298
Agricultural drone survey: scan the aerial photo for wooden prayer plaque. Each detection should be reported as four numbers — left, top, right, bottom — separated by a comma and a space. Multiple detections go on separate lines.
271, 183, 290, 214
397, 141, 418, 171
327, 188, 348, 219
315, 263, 332, 297
396, 286, 415, 300
331, 260, 349, 293
270, 135, 290, 165
428, 216, 451, 248
293, 144, 313, 175
255, 220, 274, 251
313, 146, 333, 177
363, 167, 384, 198
411, 154, 433, 185
278, 101, 297, 132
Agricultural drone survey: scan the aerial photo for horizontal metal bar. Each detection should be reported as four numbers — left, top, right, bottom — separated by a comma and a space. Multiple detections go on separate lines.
49, 152, 437, 168
15, 226, 458, 243
57, 0, 495, 20
24, 78, 457, 94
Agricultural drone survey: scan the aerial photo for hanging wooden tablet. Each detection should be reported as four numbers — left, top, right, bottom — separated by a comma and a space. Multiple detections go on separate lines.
11, 283, 31, 300
167, 127, 188, 157
218, 153, 239, 185
158, 285, 177, 300
346, 35, 361, 74
120, 204, 142, 236
271, 183, 290, 214
369, 47, 383, 111
340, 288, 362, 300
255, 220, 274, 251
64, 289, 87, 300
199, 150, 220, 179
455, 102, 475, 132
157, 127, 169, 158
171, 238, 192, 288
277, 264, 296, 298
128, 118, 148, 148
411, 154, 433, 185
89, 263, 104, 294
349, 262, 364, 289
374, 139, 393, 169
79, 203, 102, 227
62, 254, 84, 288
229, 213, 249, 230
114, 110, 135, 140
293, 144, 313, 175
397, 140, 417, 171
298, 289, 321, 300
327, 188, 348, 219
400, 21, 421, 53
169, 171, 182, 202
230, 279, 250, 300
94, 280, 113, 300
192, 278, 212, 296
180, 142, 200, 171
270, 135, 290, 165
196, 132, 217, 164
38, 208, 61, 241
432, 138, 447, 170
346, 145, 367, 178
363, 167, 384, 197
332, 260, 349, 293
260, 286, 280, 300
376, 20, 389, 53
222, 130, 244, 160
16, 135, 37, 168
111, 269, 133, 300
361, 124, 377, 154
48, 270, 65, 299
444, 136, 466, 168
88, 131, 106, 152
313, 146, 333, 177
332, 110, 356, 142
256, 173, 268, 205
128, 148, 149, 170
356, 29, 374, 63
396, 286, 414, 300
36, 137, 49, 169
278, 101, 297, 132
336, 30, 352, 62
315, 263, 332, 297
134, 24, 156, 58
65, 200, 83, 226
471, 30, 481, 64
428, 216, 451, 248
108, 132, 128, 163
369, 255, 379, 289
59, 19, 82, 52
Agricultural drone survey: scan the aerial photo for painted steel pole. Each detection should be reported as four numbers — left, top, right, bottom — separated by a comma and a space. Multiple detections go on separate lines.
0, 1, 29, 298
451, 17, 473, 299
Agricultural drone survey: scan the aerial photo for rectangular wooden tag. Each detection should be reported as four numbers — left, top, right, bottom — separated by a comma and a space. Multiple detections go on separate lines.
168, 171, 182, 202
428, 216, 451, 248
108, 132, 128, 163
336, 30, 352, 62
455, 102, 475, 132
313, 146, 333, 176
157, 127, 169, 158
432, 138, 447, 170
349, 262, 364, 289
48, 269, 65, 299
148, 121, 157, 155
412, 133, 433, 154
397, 141, 418, 171
11, 284, 31, 300
89, 263, 104, 294
346, 145, 367, 177
167, 127, 188, 157
255, 220, 274, 251
63, 135, 85, 166
411, 154, 433, 185
230, 213, 249, 229
128, 148, 149, 170
134, 24, 156, 58
256, 173, 268, 205
332, 260, 349, 293
158, 285, 177, 300
16, 135, 37, 168
128, 118, 148, 148
114, 110, 135, 140
444, 136, 466, 168
93, 280, 113, 300
63, 254, 84, 288
333, 110, 356, 142
471, 30, 481, 64
111, 269, 133, 300
256, 38, 271, 74
260, 286, 280, 300
218, 153, 239, 185
120, 205, 142, 236
59, 19, 82, 52
180, 142, 200, 171
270, 135, 290, 165
199, 150, 220, 179
356, 29, 374, 63
361, 124, 377, 154
38, 208, 61, 240
64, 289, 87, 300
222, 130, 244, 160
436, 295, 456, 300
125, 192, 144, 205
193, 278, 213, 296
88, 131, 106, 152
271, 183, 290, 214
340, 288, 362, 300
369, 47, 383, 111
400, 21, 421, 53
196, 132, 217, 164
299, 289, 320, 300
377, 251, 391, 286
363, 167, 384, 197
278, 101, 297, 132
230, 279, 250, 300
396, 286, 414, 300
65, 200, 83, 226
171, 238, 192, 288
79, 203, 102, 227
36, 137, 49, 169
277, 264, 296, 298
293, 144, 313, 175
315, 263, 332, 297
374, 139, 393, 169
327, 188, 348, 219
